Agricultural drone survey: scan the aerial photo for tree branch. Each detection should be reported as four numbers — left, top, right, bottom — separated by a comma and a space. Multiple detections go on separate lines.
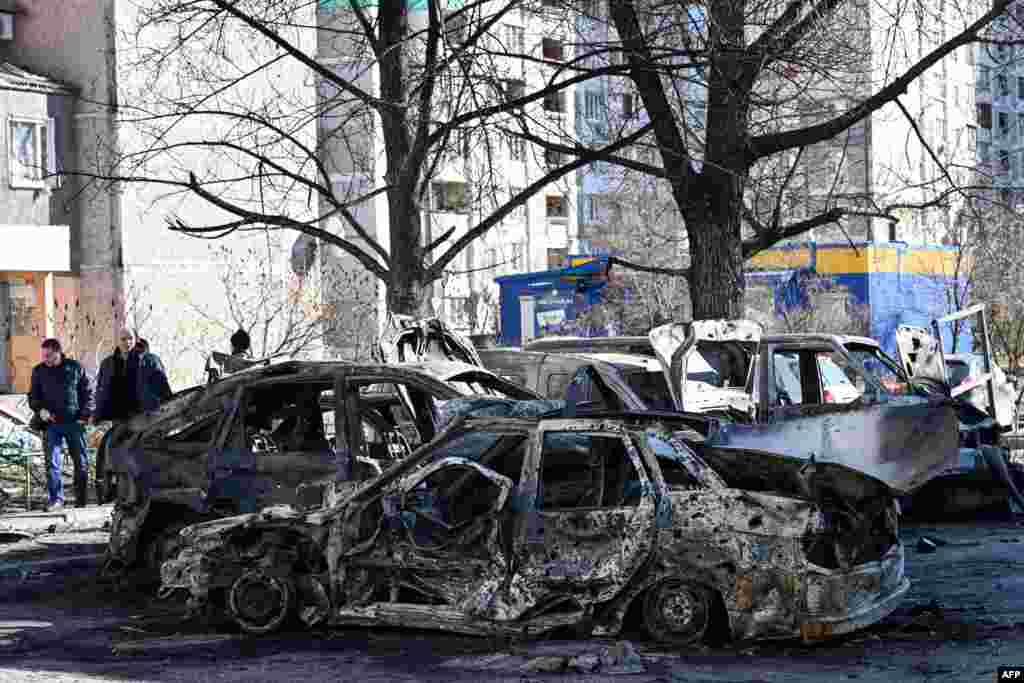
181, 172, 389, 279
748, 0, 1011, 161
426, 123, 655, 279
208, 0, 384, 111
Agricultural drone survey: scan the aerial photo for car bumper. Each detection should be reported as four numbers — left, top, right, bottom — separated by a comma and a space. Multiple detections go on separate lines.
798, 543, 908, 642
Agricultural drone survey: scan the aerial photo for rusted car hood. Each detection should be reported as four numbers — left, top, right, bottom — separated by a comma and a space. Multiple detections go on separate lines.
378, 315, 482, 366
705, 396, 959, 495
649, 320, 762, 412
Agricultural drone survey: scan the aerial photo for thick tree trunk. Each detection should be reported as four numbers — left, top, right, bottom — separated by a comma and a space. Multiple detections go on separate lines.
387, 268, 432, 316
385, 200, 433, 316
684, 0, 749, 321
686, 205, 746, 320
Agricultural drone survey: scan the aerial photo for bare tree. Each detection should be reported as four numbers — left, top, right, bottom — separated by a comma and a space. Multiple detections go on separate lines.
73, 0, 651, 321
970, 201, 1024, 371
543, 0, 1017, 319
181, 231, 374, 360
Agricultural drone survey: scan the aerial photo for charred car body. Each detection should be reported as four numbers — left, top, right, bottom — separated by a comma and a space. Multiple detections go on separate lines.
479, 350, 679, 412
100, 360, 540, 574
161, 404, 952, 645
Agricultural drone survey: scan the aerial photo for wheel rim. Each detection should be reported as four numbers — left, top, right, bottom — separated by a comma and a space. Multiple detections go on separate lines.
643, 580, 711, 645
228, 570, 294, 634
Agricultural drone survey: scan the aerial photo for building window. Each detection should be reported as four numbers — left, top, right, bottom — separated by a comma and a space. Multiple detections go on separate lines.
1018, 114, 1024, 141
504, 24, 525, 53
979, 141, 990, 162
546, 194, 568, 218
999, 111, 1010, 136
1001, 149, 1012, 174
544, 148, 565, 168
978, 66, 990, 92
507, 135, 524, 161
967, 46, 975, 66
542, 37, 565, 61
547, 248, 568, 269
998, 73, 1010, 97
9, 119, 53, 189
966, 124, 976, 151
431, 181, 470, 212
543, 91, 566, 114
977, 102, 992, 129
504, 79, 525, 104
622, 92, 634, 117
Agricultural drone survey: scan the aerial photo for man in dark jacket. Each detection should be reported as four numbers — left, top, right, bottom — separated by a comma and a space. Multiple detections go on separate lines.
29, 338, 94, 510
134, 338, 173, 413
94, 329, 142, 422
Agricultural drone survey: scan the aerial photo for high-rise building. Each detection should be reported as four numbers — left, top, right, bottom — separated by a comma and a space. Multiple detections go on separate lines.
975, 6, 1024, 208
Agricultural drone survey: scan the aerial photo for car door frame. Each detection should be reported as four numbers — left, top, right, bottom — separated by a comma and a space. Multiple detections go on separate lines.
510, 418, 660, 612
334, 367, 465, 478
756, 336, 888, 423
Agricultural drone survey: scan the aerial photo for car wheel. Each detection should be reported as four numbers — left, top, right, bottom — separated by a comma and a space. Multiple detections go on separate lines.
227, 570, 295, 634
642, 579, 713, 646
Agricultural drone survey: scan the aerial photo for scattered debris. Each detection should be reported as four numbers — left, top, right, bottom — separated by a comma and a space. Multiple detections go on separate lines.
599, 640, 646, 674
920, 534, 949, 546
112, 633, 242, 655
567, 653, 601, 673
520, 656, 567, 673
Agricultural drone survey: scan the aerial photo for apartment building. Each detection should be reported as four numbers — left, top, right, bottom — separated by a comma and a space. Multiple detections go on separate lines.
0, 55, 73, 392
976, 6, 1024, 205
573, 5, 705, 255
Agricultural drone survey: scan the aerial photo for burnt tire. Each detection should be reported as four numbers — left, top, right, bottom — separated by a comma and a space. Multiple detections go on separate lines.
227, 570, 296, 635
140, 521, 193, 574
642, 579, 714, 646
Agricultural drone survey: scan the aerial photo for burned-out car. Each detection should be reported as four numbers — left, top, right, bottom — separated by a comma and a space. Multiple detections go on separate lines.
101, 360, 540, 575
480, 349, 679, 411
161, 406, 951, 645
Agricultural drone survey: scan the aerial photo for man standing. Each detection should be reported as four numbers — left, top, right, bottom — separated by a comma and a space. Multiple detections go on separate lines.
29, 338, 94, 510
134, 338, 173, 412
95, 329, 141, 422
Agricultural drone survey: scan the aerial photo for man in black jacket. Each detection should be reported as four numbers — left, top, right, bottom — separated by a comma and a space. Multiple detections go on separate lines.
29, 338, 94, 510
134, 338, 173, 412
95, 329, 141, 422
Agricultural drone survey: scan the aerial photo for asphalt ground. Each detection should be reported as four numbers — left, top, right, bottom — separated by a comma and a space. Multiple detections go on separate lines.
1, 522, 1023, 682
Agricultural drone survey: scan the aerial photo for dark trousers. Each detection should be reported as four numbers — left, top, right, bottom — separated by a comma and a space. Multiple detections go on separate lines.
45, 422, 89, 506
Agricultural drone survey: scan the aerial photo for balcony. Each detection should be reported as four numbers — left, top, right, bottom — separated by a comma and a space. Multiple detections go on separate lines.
0, 224, 70, 271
